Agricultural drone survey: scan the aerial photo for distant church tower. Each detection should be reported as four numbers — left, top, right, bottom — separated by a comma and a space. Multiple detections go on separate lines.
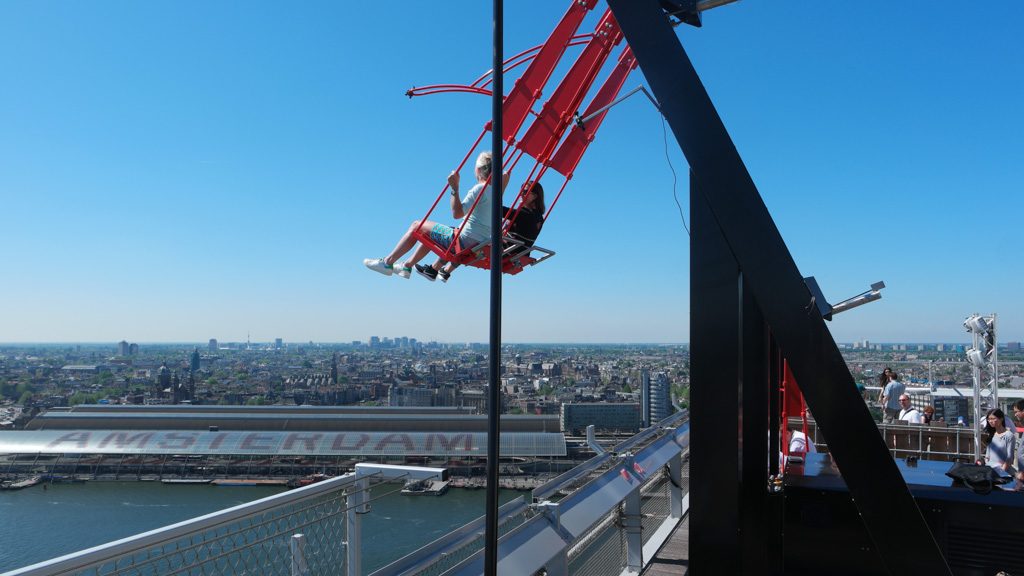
190, 347, 201, 372
157, 362, 172, 399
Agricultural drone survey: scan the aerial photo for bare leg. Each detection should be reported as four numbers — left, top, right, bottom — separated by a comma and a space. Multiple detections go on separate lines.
384, 221, 435, 266
402, 242, 434, 268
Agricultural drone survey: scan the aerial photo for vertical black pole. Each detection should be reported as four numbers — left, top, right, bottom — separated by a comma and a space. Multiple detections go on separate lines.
689, 174, 740, 573
484, 1, 503, 575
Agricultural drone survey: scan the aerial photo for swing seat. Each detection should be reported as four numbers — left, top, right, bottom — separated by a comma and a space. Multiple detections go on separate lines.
409, 231, 555, 276
403, 4, 633, 278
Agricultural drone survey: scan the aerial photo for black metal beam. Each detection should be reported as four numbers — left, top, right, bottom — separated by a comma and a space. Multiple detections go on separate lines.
689, 173, 741, 573
738, 265, 771, 574
606, 1, 952, 574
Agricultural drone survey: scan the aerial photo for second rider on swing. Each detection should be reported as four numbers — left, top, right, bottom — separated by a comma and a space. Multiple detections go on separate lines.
416, 180, 545, 282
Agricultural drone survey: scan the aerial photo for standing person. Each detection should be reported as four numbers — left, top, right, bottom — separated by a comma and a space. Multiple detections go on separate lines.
879, 372, 905, 424
897, 395, 923, 423
878, 367, 893, 389
416, 180, 545, 282
984, 408, 1016, 473
1012, 400, 1024, 484
363, 151, 509, 278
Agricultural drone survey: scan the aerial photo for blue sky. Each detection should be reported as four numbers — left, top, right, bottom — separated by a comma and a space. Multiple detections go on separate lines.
1, 2, 1021, 345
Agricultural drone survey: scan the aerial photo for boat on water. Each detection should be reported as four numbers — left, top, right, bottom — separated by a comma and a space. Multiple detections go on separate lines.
286, 473, 333, 489
299, 473, 331, 486
45, 476, 86, 484
161, 478, 212, 485
211, 479, 289, 487
0, 476, 43, 491
400, 479, 449, 496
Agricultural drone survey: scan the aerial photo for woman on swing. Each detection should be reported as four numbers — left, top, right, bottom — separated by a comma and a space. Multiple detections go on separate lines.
363, 151, 508, 278
415, 180, 544, 282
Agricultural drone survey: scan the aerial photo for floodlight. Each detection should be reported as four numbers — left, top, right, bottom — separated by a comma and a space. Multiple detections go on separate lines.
966, 347, 987, 368
823, 279, 886, 318
964, 315, 990, 335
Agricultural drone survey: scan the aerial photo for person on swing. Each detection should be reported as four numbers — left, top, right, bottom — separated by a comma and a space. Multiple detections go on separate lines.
363, 151, 509, 278
416, 180, 545, 283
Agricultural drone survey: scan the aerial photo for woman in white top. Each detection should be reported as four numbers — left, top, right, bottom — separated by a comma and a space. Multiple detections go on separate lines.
984, 408, 1016, 473
363, 151, 509, 278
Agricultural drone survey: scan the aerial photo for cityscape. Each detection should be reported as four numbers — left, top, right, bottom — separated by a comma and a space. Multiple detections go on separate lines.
3, 338, 1023, 431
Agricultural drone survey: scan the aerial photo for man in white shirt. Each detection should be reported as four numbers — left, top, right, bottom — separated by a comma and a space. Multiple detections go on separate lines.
897, 395, 924, 424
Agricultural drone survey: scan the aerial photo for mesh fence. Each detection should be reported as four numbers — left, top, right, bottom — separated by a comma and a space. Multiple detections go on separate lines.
640, 472, 671, 546
566, 508, 627, 576
564, 452, 688, 576
396, 505, 538, 576
49, 487, 348, 576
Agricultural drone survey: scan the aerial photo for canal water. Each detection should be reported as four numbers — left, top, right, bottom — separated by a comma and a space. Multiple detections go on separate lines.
0, 480, 522, 574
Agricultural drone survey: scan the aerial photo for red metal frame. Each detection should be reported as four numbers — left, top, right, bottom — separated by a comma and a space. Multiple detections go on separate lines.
780, 359, 811, 473
517, 8, 623, 164
402, 2, 636, 276
549, 46, 637, 179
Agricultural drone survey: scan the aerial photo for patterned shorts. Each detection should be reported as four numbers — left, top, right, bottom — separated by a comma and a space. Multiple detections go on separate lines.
429, 223, 455, 248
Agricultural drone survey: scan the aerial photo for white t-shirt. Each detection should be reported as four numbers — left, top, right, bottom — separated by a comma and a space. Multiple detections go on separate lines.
459, 182, 492, 243
899, 407, 924, 424
789, 431, 817, 454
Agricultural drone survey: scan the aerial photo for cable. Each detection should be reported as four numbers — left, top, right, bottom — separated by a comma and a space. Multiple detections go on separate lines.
662, 111, 690, 236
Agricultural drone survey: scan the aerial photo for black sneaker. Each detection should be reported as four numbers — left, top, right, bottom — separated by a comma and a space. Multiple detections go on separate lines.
439, 270, 450, 283
415, 264, 438, 282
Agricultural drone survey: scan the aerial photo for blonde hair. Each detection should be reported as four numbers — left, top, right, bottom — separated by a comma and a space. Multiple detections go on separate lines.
475, 151, 492, 180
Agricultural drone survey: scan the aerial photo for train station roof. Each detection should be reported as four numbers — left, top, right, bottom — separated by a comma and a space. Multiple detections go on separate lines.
0, 429, 567, 457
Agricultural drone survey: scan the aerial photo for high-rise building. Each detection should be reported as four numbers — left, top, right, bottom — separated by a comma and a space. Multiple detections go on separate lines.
370, 336, 380, 347
209, 339, 218, 352
275, 338, 283, 349
1008, 342, 1021, 353
643, 371, 673, 425
117, 341, 129, 356
129, 343, 139, 355
190, 347, 201, 372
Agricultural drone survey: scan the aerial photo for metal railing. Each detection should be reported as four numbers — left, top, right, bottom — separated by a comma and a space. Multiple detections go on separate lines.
4, 474, 353, 576
3, 412, 690, 576
799, 417, 980, 462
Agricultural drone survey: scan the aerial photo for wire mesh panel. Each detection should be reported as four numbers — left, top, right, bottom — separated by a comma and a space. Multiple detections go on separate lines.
640, 474, 671, 546
566, 506, 627, 576
393, 505, 537, 576
29, 487, 348, 576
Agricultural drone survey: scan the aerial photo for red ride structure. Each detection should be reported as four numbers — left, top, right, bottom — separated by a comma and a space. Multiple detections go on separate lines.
404, 2, 639, 275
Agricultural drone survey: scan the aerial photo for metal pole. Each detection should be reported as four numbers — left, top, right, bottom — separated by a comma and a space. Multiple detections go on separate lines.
992, 314, 999, 412
291, 534, 309, 576
973, 330, 982, 462
484, 1, 503, 575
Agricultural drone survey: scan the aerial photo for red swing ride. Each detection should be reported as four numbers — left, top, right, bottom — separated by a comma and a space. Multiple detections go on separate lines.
404, 1, 639, 275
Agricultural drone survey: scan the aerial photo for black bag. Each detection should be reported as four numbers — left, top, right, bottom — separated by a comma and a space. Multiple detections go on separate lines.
945, 462, 1011, 495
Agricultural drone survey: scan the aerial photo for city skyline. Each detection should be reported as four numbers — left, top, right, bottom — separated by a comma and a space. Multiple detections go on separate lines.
2, 2, 1021, 344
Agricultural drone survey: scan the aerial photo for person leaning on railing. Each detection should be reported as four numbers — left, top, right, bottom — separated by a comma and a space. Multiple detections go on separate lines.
983, 408, 1016, 474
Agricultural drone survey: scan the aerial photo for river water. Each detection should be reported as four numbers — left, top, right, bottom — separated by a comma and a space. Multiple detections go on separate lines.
0, 480, 521, 574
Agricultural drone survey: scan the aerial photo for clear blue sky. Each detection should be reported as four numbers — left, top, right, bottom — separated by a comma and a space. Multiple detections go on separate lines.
1, 2, 1021, 345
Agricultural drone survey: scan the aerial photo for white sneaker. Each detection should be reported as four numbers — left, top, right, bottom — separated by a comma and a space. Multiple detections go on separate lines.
364, 258, 393, 276
394, 262, 412, 279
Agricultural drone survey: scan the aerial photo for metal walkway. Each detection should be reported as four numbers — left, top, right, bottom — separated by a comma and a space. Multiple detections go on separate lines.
642, 516, 689, 576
